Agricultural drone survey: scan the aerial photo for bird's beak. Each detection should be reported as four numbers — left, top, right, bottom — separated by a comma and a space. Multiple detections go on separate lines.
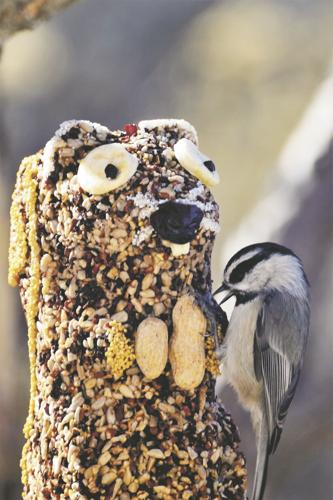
213, 283, 235, 304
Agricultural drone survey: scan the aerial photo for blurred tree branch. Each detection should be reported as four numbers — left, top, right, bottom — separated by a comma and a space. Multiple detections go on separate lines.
0, 0, 78, 49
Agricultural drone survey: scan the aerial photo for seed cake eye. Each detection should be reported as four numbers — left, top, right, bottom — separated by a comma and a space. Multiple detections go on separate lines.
77, 143, 138, 195
174, 138, 219, 187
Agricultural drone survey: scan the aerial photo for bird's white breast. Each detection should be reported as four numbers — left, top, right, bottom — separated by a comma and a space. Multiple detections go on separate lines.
223, 298, 263, 411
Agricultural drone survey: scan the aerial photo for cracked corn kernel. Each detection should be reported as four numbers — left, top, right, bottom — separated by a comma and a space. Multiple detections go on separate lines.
106, 322, 135, 380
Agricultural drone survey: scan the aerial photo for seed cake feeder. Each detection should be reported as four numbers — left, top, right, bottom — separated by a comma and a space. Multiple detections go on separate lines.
9, 118, 247, 499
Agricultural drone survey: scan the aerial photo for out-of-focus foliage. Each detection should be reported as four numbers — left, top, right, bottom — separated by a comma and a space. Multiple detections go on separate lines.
0, 0, 78, 46
0, 1, 332, 498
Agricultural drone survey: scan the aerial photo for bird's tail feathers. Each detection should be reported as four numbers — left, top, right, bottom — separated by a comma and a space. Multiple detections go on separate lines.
269, 368, 300, 455
251, 419, 270, 500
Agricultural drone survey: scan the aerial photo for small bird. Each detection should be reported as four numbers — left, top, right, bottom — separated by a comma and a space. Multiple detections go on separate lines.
214, 242, 310, 500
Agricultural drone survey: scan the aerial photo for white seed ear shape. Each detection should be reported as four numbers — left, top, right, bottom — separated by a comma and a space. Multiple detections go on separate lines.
174, 138, 219, 187
78, 143, 138, 195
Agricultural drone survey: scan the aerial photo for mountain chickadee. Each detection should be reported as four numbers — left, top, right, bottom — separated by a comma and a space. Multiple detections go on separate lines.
214, 242, 310, 500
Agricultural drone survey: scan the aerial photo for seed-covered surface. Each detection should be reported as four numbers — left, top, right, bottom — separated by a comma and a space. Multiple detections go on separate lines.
9, 119, 247, 499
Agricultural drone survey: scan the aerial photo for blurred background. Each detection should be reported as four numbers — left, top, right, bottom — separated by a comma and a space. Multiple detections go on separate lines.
0, 0, 332, 498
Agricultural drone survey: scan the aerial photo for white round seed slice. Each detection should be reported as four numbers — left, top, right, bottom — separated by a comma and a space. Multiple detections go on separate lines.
174, 138, 219, 187
78, 143, 138, 195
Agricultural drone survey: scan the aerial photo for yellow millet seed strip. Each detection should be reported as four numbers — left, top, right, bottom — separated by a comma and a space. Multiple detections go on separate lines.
106, 322, 136, 379
8, 159, 30, 286
205, 337, 221, 376
9, 155, 41, 489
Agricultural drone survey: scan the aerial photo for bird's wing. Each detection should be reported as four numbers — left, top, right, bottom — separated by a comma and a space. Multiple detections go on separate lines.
254, 290, 309, 454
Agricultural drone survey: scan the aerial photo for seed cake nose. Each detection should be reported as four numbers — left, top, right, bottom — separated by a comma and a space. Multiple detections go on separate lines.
150, 201, 203, 244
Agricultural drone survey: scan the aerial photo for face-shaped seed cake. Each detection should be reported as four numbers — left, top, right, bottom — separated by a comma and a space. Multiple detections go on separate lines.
9, 119, 247, 499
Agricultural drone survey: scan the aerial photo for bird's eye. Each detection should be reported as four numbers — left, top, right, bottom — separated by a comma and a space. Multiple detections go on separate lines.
229, 266, 247, 284
77, 143, 138, 195
174, 138, 219, 187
